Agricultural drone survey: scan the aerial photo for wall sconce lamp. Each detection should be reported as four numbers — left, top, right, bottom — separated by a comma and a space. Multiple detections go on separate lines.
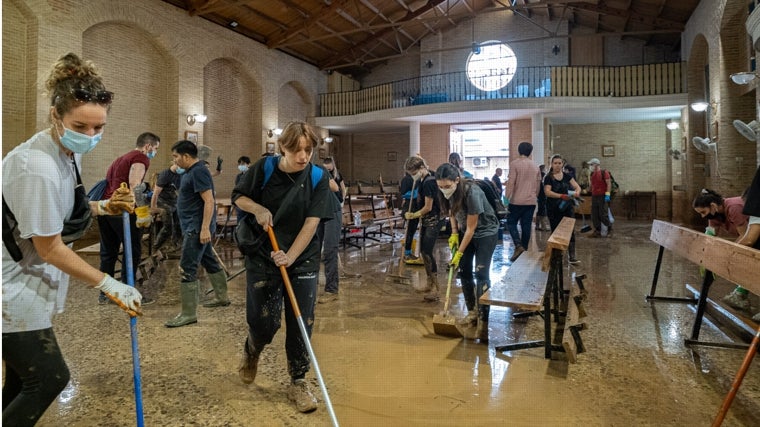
690, 101, 711, 112
730, 71, 760, 85
186, 114, 207, 126
267, 128, 283, 138
323, 136, 334, 144
666, 119, 680, 130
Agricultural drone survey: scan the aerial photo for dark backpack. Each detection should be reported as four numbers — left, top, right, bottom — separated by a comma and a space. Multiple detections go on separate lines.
473, 179, 508, 219
601, 169, 620, 195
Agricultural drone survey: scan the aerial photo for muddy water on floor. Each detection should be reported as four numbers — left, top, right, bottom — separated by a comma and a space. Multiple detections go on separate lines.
37, 222, 760, 426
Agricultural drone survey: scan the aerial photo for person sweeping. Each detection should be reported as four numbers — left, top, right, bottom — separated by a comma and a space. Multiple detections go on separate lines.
231, 121, 333, 413
2, 53, 142, 425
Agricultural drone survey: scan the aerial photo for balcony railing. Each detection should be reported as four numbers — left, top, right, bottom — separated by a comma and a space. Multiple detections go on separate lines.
318, 62, 685, 117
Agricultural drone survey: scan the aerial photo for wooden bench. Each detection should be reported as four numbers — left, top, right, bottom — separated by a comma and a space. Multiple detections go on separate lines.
480, 216, 587, 361
215, 198, 237, 241
647, 220, 760, 348
341, 187, 402, 248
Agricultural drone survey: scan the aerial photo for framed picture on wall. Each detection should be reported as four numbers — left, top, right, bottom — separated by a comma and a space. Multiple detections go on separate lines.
184, 130, 198, 144
602, 145, 615, 157
266, 142, 275, 153
387, 151, 397, 162
318, 148, 326, 159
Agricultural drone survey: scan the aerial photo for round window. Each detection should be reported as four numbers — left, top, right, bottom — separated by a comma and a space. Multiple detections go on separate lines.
466, 41, 517, 91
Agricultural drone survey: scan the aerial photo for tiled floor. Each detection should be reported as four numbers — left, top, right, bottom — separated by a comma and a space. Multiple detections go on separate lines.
31, 220, 760, 426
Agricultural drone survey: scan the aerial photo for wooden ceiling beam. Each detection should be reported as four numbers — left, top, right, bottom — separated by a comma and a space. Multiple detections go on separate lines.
569, 3, 684, 30
320, 0, 447, 69
267, 0, 353, 49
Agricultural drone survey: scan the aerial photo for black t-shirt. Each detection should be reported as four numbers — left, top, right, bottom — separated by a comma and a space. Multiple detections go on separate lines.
417, 174, 441, 219
232, 156, 333, 274
333, 171, 344, 204
177, 161, 216, 233
543, 172, 574, 215
155, 168, 181, 205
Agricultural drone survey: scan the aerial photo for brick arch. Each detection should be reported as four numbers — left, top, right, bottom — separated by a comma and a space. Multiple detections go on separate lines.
277, 80, 315, 124
203, 57, 262, 198
2, 0, 38, 156
81, 21, 177, 187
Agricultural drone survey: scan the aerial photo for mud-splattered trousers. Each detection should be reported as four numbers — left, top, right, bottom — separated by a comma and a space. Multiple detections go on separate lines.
179, 229, 224, 282
420, 215, 443, 279
245, 269, 318, 379
2, 328, 70, 425
458, 233, 498, 322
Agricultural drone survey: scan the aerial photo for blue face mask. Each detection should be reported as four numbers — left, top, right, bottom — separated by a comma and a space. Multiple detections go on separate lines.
147, 150, 157, 159
57, 123, 101, 154
238, 164, 248, 173
176, 167, 186, 175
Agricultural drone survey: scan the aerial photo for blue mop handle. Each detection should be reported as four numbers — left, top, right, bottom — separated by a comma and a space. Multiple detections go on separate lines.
122, 211, 145, 427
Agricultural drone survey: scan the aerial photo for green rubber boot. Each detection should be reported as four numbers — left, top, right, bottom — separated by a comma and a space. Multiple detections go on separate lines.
165, 281, 199, 327
203, 270, 230, 308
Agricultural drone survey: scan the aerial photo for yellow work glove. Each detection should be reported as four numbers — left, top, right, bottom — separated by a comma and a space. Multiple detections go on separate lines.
450, 251, 463, 268
134, 206, 153, 228
97, 183, 135, 215
448, 233, 459, 253
404, 211, 421, 220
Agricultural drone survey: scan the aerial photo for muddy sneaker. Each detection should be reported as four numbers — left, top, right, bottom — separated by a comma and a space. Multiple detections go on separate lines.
318, 292, 339, 304
288, 379, 318, 413
423, 291, 440, 302
509, 246, 525, 262
722, 290, 750, 311
238, 339, 260, 384
457, 312, 478, 327
568, 257, 581, 265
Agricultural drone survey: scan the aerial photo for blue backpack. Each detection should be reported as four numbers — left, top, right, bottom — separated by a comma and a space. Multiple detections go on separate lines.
261, 155, 322, 190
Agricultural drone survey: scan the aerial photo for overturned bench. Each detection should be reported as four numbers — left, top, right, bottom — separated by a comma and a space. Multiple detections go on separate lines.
480, 216, 587, 361
647, 220, 760, 348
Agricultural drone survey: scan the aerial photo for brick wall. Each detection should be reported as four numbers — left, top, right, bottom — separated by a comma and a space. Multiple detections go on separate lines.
552, 120, 671, 219
3, 0, 325, 198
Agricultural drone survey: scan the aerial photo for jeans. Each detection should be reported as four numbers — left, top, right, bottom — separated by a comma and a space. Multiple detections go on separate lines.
317, 205, 341, 293
459, 233, 498, 322
2, 328, 70, 425
591, 195, 611, 231
245, 269, 318, 379
506, 204, 536, 249
179, 229, 223, 283
420, 218, 442, 277
98, 214, 142, 281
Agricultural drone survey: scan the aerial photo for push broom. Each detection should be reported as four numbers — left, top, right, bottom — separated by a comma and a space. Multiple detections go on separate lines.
113, 211, 145, 427
266, 226, 339, 427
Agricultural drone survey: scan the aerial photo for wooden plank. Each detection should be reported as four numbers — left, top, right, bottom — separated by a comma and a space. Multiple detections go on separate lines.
541, 216, 575, 270
479, 252, 548, 311
649, 220, 760, 294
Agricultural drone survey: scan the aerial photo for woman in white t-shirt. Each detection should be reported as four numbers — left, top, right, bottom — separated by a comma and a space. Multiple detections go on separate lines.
2, 53, 141, 424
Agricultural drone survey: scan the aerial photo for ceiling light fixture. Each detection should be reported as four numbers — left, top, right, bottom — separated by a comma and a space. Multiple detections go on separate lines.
267, 128, 283, 138
666, 119, 679, 130
323, 136, 334, 143
186, 114, 207, 126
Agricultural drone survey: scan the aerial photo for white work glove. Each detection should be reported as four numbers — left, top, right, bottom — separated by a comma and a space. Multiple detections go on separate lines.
95, 274, 143, 315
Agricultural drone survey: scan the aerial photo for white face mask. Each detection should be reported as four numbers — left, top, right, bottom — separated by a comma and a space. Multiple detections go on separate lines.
411, 170, 423, 181
589, 165, 597, 172
440, 183, 457, 199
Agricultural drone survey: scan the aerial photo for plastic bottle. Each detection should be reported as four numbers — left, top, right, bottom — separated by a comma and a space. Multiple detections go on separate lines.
353, 211, 361, 226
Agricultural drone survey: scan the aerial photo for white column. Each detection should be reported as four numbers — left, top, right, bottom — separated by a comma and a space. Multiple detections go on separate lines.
532, 113, 545, 165
409, 121, 421, 158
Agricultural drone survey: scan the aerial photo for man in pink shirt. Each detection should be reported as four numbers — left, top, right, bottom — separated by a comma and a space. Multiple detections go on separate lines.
505, 142, 541, 261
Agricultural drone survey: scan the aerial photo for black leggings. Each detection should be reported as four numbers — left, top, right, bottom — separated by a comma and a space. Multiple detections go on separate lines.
2, 328, 70, 426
